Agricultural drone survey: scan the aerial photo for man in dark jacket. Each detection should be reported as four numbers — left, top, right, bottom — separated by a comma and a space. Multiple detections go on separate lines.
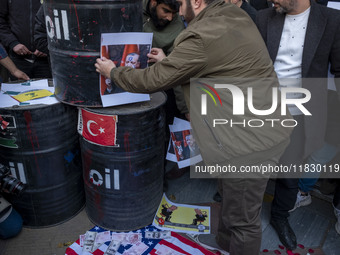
96, 0, 292, 254
226, 0, 257, 21
34, 5, 49, 55
0, 0, 51, 79
0, 43, 29, 81
144, 0, 189, 179
256, 0, 340, 250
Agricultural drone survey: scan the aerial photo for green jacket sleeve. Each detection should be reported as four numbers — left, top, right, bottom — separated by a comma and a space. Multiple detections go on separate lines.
111, 32, 207, 93
173, 85, 189, 114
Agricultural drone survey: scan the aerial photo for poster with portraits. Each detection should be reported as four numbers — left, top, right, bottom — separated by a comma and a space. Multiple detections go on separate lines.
167, 117, 203, 169
100, 32, 153, 107
152, 193, 211, 234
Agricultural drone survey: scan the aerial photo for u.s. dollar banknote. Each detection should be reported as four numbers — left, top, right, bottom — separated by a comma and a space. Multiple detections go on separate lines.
145, 231, 171, 239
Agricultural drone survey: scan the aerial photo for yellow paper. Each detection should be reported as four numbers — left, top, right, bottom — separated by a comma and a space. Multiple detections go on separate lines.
12, 89, 53, 102
152, 193, 211, 234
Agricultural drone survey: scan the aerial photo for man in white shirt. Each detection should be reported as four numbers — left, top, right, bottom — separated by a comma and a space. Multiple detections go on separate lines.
256, 0, 340, 251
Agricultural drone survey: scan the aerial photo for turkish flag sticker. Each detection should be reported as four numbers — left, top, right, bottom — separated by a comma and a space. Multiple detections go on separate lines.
78, 108, 118, 147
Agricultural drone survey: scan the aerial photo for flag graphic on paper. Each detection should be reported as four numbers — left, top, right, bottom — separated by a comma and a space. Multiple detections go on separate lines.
78, 108, 118, 147
65, 225, 216, 255
0, 115, 18, 148
11, 89, 53, 102
0, 115, 9, 130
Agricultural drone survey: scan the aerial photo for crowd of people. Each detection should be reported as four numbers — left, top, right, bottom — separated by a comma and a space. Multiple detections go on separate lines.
1, 0, 340, 254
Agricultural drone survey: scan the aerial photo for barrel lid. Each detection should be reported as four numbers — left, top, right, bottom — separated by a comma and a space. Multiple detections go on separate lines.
0, 102, 60, 110
0, 79, 59, 110
83, 92, 167, 115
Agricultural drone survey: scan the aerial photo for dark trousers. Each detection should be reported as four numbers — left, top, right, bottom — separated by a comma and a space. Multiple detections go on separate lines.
9, 54, 51, 80
333, 180, 340, 210
216, 156, 281, 255
271, 115, 305, 219
163, 88, 184, 169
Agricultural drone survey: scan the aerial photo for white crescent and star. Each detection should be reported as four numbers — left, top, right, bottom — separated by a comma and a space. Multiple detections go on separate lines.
87, 120, 98, 136
87, 120, 106, 136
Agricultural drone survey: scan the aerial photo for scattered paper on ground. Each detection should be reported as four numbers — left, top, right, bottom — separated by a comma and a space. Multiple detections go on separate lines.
153, 193, 211, 234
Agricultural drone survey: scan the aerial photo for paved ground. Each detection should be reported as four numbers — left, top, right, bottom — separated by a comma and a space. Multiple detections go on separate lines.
166, 171, 340, 255
0, 168, 339, 255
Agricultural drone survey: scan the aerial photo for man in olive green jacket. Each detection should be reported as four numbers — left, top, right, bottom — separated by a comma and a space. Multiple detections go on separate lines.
143, 0, 188, 126
96, 0, 292, 254
143, 0, 185, 55
143, 0, 189, 179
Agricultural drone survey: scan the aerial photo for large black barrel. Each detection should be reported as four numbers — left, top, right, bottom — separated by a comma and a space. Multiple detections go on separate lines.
44, 0, 143, 107
0, 101, 85, 227
80, 92, 166, 231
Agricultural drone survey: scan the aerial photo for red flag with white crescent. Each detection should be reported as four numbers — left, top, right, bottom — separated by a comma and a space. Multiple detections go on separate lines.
78, 109, 118, 147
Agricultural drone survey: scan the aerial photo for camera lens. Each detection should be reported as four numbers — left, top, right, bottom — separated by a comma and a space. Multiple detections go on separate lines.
1, 175, 26, 196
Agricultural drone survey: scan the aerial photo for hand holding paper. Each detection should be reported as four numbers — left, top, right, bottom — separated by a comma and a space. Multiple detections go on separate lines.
95, 57, 116, 79
147, 48, 166, 63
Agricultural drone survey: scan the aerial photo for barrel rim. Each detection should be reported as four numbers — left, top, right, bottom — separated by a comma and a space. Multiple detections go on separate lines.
81, 91, 167, 115
0, 79, 60, 110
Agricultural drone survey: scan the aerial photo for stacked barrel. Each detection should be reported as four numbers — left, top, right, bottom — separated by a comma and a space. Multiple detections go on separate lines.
1, 0, 165, 230
46, 0, 164, 230
0, 98, 84, 227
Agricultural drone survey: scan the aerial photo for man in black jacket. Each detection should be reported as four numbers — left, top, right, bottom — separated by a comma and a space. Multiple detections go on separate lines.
34, 5, 49, 56
256, 0, 340, 250
0, 0, 51, 79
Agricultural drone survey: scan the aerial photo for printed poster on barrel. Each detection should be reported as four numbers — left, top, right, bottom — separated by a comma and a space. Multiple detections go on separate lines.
100, 32, 152, 107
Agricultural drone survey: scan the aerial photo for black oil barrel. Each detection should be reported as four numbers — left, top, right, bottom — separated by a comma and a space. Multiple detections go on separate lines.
44, 0, 143, 107
79, 92, 166, 231
0, 99, 85, 227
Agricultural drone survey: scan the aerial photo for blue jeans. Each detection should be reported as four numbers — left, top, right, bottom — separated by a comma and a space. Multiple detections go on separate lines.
298, 143, 338, 193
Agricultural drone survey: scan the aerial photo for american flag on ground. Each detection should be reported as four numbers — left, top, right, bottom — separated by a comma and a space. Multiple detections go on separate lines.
65, 225, 217, 255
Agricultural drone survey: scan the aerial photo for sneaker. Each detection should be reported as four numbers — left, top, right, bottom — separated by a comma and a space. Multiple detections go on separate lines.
196, 234, 230, 255
289, 191, 312, 212
335, 220, 340, 235
334, 207, 340, 235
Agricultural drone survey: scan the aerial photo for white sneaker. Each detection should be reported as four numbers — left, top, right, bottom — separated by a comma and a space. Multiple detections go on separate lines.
334, 207, 340, 235
289, 191, 312, 212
